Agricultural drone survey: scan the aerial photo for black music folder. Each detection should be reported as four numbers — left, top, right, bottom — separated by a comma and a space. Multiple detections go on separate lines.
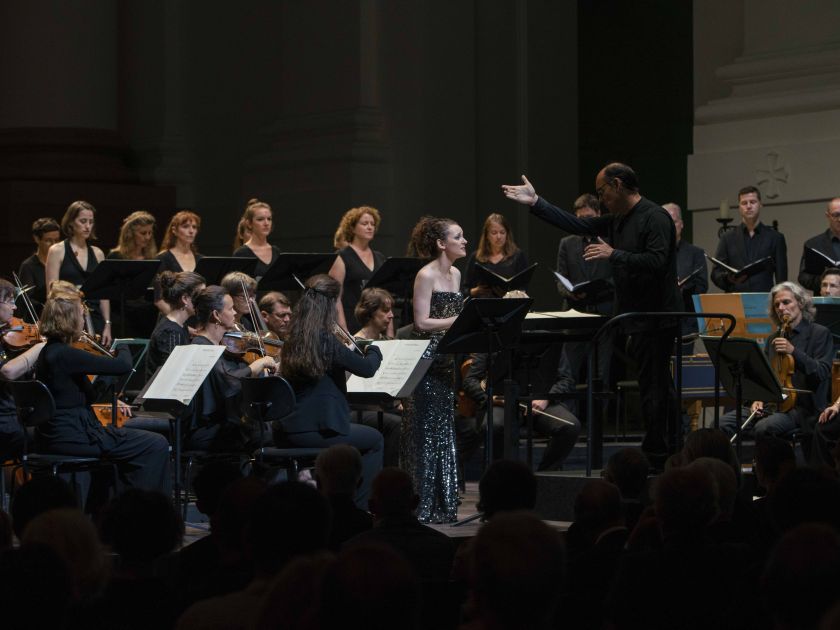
706, 254, 774, 282
474, 262, 538, 293
678, 265, 705, 288
195, 256, 258, 285
803, 247, 840, 276
552, 271, 613, 305
365, 257, 426, 299
256, 253, 337, 292
79, 259, 162, 301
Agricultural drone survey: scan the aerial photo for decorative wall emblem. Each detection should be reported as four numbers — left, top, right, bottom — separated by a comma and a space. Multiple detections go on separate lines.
755, 151, 789, 199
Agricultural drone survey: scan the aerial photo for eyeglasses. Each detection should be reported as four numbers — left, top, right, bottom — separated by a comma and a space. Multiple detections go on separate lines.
596, 181, 612, 198
0, 299, 15, 306
828, 212, 840, 220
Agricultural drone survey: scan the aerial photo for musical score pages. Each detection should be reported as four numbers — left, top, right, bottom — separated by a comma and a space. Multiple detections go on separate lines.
142, 345, 225, 405
346, 340, 432, 398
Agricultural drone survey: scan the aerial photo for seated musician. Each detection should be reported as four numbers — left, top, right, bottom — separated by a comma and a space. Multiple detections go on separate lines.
258, 291, 293, 340
187, 286, 278, 452
720, 282, 832, 452
274, 274, 384, 507
461, 351, 581, 471
220, 271, 258, 332
34, 285, 171, 494
146, 270, 205, 380
0, 278, 47, 461
351, 287, 402, 467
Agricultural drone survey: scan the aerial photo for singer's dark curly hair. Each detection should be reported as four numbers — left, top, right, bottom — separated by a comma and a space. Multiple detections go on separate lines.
407, 216, 457, 260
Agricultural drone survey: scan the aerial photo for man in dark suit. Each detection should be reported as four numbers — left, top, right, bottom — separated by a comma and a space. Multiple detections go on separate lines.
798, 197, 840, 293
711, 185, 787, 292
663, 203, 707, 350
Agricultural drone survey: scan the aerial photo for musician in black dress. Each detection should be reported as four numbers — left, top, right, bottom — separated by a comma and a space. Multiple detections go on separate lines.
45, 200, 113, 346
34, 287, 171, 494
462, 213, 529, 298
187, 286, 278, 452
18, 217, 61, 319
146, 271, 205, 380
275, 274, 384, 507
155, 210, 203, 315
232, 198, 280, 280
329, 206, 387, 334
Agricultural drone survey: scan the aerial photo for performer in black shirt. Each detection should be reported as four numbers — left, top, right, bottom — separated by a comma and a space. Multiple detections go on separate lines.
711, 185, 787, 293
155, 210, 203, 315
798, 197, 840, 293
503, 163, 681, 458
17, 217, 61, 319
146, 270, 205, 380
462, 213, 529, 298
232, 199, 280, 281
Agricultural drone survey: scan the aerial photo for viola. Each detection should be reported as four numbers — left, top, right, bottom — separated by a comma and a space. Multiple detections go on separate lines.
91, 403, 132, 428
771, 315, 797, 413
0, 317, 44, 354
222, 330, 283, 364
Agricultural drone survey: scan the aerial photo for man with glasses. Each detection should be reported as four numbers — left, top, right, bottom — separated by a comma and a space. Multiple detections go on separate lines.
259, 291, 293, 340
502, 163, 680, 462
711, 185, 787, 293
798, 198, 840, 293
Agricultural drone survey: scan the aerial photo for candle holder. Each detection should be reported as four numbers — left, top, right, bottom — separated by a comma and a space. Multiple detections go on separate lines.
716, 217, 734, 237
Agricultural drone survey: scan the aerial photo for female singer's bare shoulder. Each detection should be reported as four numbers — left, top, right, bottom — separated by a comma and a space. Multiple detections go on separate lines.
47, 241, 64, 257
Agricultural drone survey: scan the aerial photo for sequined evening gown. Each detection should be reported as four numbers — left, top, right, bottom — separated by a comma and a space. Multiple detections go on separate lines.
401, 290, 462, 523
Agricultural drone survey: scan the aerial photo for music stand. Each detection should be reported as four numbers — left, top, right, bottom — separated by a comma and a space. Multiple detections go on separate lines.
701, 336, 784, 453
195, 257, 258, 286
814, 299, 840, 351
438, 298, 532, 469
365, 257, 426, 324
80, 259, 162, 337
256, 253, 337, 293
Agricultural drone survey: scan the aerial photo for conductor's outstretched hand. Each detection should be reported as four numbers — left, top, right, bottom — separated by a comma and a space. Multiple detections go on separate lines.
501, 175, 538, 206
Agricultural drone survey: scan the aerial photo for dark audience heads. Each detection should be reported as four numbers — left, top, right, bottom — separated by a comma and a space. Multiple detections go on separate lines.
0, 510, 11, 552
770, 467, 840, 533
763, 523, 840, 630
22, 508, 110, 602
254, 552, 335, 630
321, 544, 420, 630
573, 480, 624, 539
192, 460, 243, 518
10, 476, 77, 539
688, 457, 737, 521
604, 447, 650, 500
754, 436, 796, 493
654, 466, 718, 538
477, 459, 537, 520
246, 481, 331, 577
99, 489, 183, 570
682, 428, 740, 483
0, 545, 72, 628
216, 476, 269, 553
315, 444, 363, 498
470, 511, 565, 630
368, 467, 419, 519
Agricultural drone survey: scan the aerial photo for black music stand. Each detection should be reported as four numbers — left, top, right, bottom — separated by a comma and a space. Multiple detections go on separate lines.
701, 336, 783, 453
815, 301, 840, 351
80, 259, 162, 337
256, 253, 337, 293
365, 257, 426, 324
195, 256, 258, 285
438, 298, 532, 470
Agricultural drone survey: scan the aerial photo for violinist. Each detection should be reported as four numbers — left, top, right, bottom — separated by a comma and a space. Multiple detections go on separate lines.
155, 210, 203, 315
18, 217, 61, 318
34, 286, 171, 496
146, 271, 205, 381
720, 282, 832, 452
45, 200, 113, 346
187, 286, 277, 452
0, 278, 46, 461
258, 291, 292, 340
220, 271, 258, 332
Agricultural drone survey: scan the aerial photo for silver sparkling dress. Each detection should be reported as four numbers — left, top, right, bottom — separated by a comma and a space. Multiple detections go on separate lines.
401, 290, 462, 523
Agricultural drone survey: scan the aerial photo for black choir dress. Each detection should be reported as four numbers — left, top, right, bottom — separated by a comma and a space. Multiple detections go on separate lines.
401, 290, 462, 523
59, 240, 105, 334
233, 244, 281, 281
338, 245, 386, 333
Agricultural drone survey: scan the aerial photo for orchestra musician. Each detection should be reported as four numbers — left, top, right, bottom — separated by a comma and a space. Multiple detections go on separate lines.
720, 282, 832, 455
711, 185, 787, 293
352, 287, 402, 468
503, 164, 681, 461
232, 199, 280, 280
146, 270, 206, 380
106, 210, 159, 338
274, 274, 384, 507
798, 197, 840, 293
18, 217, 61, 318
155, 210, 203, 315
402, 216, 466, 523
45, 200, 113, 346
220, 271, 258, 332
187, 286, 278, 452
258, 291, 293, 340
34, 285, 171, 496
462, 213, 529, 298
328, 206, 387, 335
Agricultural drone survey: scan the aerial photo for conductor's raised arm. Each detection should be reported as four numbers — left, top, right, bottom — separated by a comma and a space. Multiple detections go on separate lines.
501, 175, 538, 207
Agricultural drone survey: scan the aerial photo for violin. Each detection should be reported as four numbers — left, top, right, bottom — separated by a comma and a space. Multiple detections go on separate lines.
771, 315, 797, 413
0, 317, 44, 354
91, 403, 132, 428
222, 330, 283, 364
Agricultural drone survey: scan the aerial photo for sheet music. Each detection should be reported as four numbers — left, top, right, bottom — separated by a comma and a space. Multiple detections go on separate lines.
142, 345, 225, 404
346, 340, 430, 397
525, 309, 602, 319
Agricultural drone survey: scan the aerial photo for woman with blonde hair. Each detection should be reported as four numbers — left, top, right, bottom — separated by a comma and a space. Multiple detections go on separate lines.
328, 205, 387, 334
462, 213, 529, 298
233, 198, 280, 280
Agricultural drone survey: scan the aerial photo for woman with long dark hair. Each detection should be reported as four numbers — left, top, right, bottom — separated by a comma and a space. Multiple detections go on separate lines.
276, 274, 384, 506
402, 216, 467, 523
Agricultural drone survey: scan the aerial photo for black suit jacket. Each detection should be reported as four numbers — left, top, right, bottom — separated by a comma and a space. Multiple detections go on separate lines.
798, 229, 840, 293
711, 222, 787, 292
556, 234, 614, 315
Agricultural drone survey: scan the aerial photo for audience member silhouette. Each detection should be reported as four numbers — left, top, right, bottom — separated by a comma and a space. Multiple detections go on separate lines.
0, 544, 72, 629
0, 509, 11, 551
475, 459, 537, 520
603, 447, 650, 531
253, 552, 335, 630
770, 466, 840, 533
10, 475, 76, 540
688, 457, 739, 544
314, 444, 373, 551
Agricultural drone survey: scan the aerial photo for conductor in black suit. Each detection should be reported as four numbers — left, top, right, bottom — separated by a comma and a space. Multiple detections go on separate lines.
711, 185, 787, 293
663, 202, 707, 347
798, 197, 840, 293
